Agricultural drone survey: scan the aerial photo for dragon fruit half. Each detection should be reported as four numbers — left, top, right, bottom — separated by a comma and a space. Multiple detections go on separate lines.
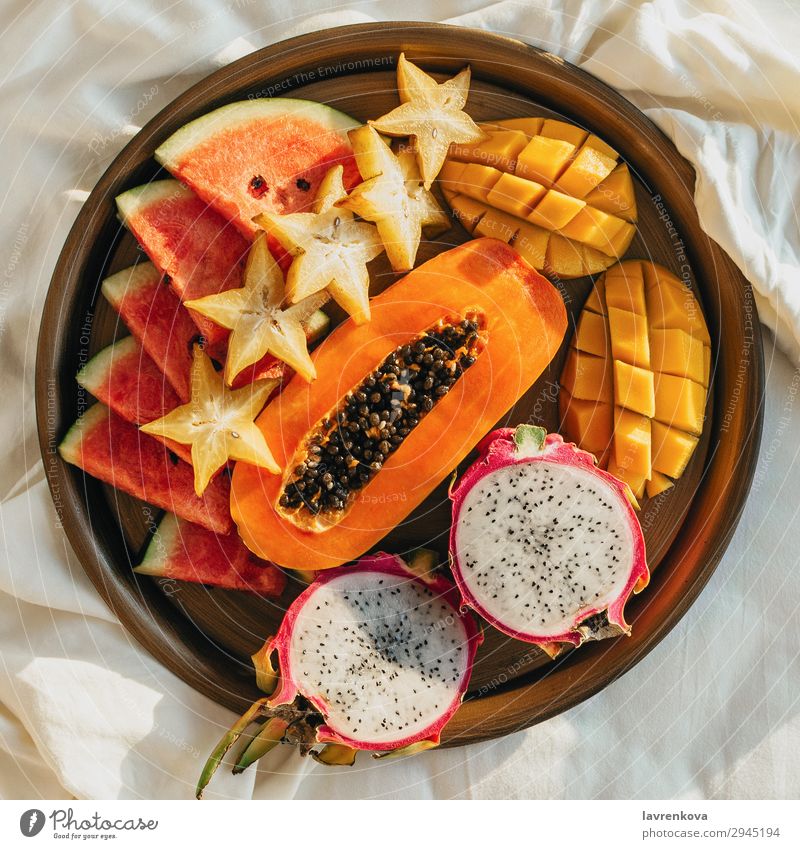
449, 425, 649, 657
197, 552, 482, 797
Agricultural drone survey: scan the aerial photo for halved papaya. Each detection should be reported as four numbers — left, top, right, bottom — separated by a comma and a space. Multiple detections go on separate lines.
231, 238, 567, 570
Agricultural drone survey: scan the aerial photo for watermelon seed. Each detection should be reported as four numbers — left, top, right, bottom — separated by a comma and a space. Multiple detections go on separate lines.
189, 334, 206, 351
296, 178, 311, 191
168, 450, 179, 466
230, 431, 240, 439
249, 175, 269, 198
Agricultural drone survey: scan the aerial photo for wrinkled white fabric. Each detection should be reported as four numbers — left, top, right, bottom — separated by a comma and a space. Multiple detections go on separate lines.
1, 0, 799, 799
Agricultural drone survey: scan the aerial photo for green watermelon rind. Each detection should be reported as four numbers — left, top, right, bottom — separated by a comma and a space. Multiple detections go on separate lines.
76, 336, 139, 397
101, 261, 162, 309
57, 402, 109, 466
115, 179, 192, 224
134, 512, 180, 577
154, 98, 358, 171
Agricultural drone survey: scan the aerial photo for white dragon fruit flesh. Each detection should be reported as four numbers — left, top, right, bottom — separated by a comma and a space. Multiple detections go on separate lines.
197, 552, 482, 796
449, 425, 649, 657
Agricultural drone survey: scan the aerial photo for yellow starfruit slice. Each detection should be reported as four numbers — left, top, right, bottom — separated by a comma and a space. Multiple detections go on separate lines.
254, 165, 385, 325
339, 125, 449, 271
187, 233, 326, 385
140, 345, 280, 495
369, 53, 486, 189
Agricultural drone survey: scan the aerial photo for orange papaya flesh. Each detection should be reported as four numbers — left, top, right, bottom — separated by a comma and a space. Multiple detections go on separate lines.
231, 238, 567, 570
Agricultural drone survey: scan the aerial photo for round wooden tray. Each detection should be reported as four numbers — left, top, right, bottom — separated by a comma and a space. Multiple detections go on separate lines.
36, 22, 764, 747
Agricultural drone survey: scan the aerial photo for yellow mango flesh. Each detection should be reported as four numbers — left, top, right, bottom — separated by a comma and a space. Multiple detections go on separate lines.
574, 310, 609, 357
613, 360, 656, 418
646, 280, 711, 344
516, 136, 576, 184
555, 145, 618, 198
613, 408, 652, 478
474, 207, 520, 243
546, 234, 586, 279
560, 349, 613, 404
608, 307, 651, 369
559, 259, 711, 501
541, 118, 588, 147
654, 373, 705, 435
607, 456, 647, 500
443, 116, 638, 277
457, 163, 503, 202
486, 172, 546, 218
513, 222, 550, 269
646, 470, 674, 498
446, 193, 488, 232
559, 393, 612, 462
650, 327, 707, 386
527, 189, 585, 230
584, 164, 636, 223
651, 420, 698, 478
604, 266, 646, 314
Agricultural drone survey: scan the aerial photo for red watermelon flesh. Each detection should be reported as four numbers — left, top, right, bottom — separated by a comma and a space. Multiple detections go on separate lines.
154, 98, 360, 238
76, 336, 191, 463
135, 513, 286, 596
115, 180, 249, 354
58, 403, 232, 535
101, 263, 198, 402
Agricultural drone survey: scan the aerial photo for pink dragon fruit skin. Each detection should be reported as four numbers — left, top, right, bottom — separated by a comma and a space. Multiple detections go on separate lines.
267, 552, 483, 752
449, 426, 649, 654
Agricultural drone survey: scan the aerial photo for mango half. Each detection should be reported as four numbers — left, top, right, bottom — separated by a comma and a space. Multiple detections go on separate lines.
559, 260, 711, 501
439, 117, 637, 278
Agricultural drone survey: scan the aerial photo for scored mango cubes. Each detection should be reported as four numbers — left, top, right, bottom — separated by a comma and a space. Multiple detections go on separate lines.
651, 421, 698, 478
560, 349, 613, 404
613, 360, 655, 417
608, 307, 650, 369
558, 259, 712, 504
443, 116, 638, 278
654, 373, 705, 435
614, 408, 652, 478
574, 310, 609, 358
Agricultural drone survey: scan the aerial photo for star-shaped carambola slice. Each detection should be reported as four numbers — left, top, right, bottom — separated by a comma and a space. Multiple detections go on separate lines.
140, 345, 280, 496
254, 165, 384, 325
186, 233, 325, 385
337, 126, 448, 272
369, 53, 486, 189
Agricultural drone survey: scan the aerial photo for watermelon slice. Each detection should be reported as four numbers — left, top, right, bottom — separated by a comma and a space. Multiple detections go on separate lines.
135, 513, 287, 596
115, 180, 249, 354
101, 261, 330, 394
76, 336, 191, 463
101, 262, 200, 402
154, 98, 360, 237
58, 403, 232, 535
